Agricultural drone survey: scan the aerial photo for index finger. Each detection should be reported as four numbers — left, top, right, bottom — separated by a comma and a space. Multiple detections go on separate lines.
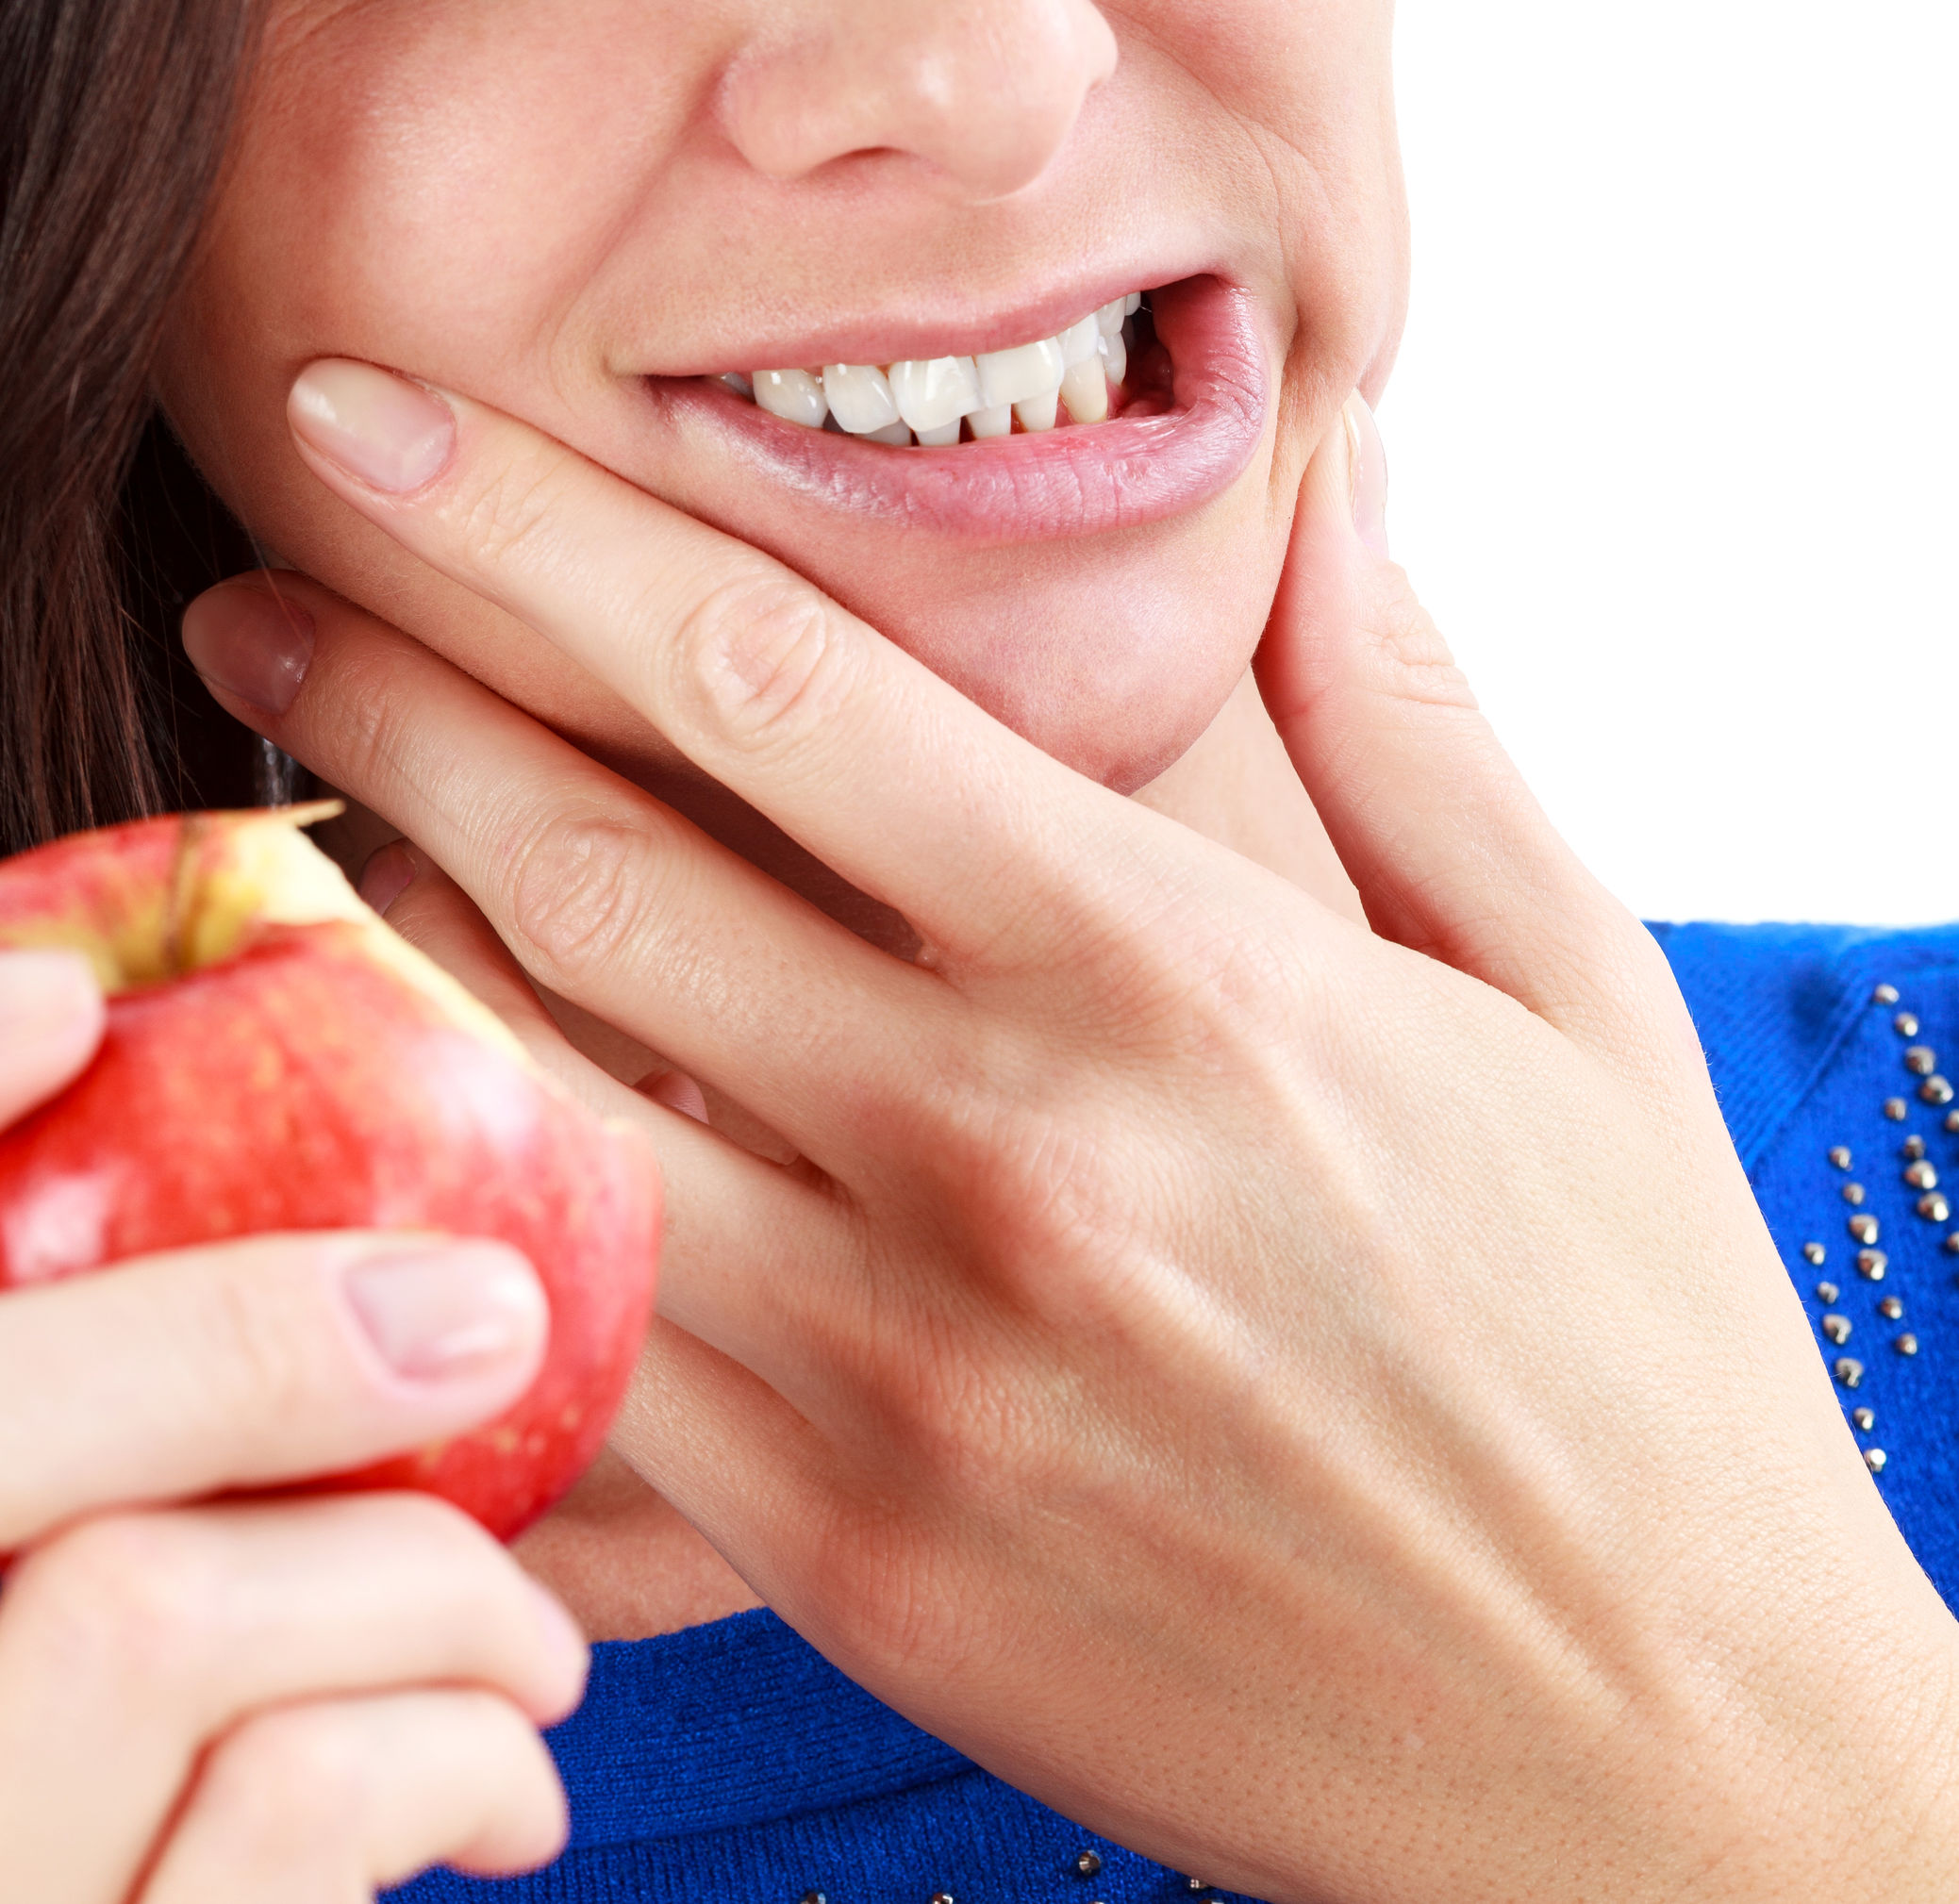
285, 359, 1154, 966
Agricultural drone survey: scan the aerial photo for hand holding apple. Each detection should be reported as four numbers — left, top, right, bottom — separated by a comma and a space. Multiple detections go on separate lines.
0, 944, 591, 1898
0, 806, 660, 1539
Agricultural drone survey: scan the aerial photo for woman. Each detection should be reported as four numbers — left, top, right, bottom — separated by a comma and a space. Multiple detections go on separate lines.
3, 2, 1956, 1899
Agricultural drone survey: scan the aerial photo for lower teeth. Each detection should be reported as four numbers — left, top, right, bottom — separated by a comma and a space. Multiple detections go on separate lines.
717, 294, 1148, 446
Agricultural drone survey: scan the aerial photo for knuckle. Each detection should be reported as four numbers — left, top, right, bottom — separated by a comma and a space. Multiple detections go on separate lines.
313, 637, 427, 790
447, 441, 573, 574
12, 1513, 223, 1697
153, 1707, 379, 1900
201, 1703, 371, 1844
673, 570, 859, 751
803, 1508, 986, 1684
1363, 563, 1478, 711
505, 808, 665, 983
176, 1254, 322, 1429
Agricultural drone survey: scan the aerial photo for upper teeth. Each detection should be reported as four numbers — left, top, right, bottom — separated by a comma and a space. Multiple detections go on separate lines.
722, 293, 1145, 445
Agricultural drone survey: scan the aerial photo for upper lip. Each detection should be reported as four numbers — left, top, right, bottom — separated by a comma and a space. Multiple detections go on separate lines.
629, 263, 1196, 380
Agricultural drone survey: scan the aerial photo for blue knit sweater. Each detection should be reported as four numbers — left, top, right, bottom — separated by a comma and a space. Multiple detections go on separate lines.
392, 923, 1959, 1903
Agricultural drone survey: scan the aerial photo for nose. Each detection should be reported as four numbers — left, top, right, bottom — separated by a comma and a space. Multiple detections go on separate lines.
717, 0, 1119, 201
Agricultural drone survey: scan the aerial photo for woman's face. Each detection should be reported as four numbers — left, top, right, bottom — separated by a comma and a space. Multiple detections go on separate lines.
158, 0, 1406, 792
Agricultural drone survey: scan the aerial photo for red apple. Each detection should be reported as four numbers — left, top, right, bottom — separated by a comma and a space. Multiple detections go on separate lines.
0, 807, 659, 1540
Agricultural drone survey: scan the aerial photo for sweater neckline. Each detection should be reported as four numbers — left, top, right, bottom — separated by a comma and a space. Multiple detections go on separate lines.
549, 1608, 972, 1851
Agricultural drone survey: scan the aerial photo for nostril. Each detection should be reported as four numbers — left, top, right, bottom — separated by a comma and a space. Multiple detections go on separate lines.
717, 0, 1117, 199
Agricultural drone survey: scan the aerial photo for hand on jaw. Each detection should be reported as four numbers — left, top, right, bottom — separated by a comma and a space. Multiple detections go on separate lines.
178, 359, 1959, 1904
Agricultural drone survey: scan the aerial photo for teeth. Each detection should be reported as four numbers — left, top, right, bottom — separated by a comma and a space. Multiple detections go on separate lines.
753, 368, 827, 428
1057, 315, 1101, 367
1013, 390, 1059, 433
889, 355, 981, 433
721, 291, 1148, 444
974, 337, 1066, 410
822, 363, 901, 435
1059, 355, 1108, 424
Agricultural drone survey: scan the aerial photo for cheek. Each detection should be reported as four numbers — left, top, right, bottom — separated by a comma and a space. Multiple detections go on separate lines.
158, 0, 697, 460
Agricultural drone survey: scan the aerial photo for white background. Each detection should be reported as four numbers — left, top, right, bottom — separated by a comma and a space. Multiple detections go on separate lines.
1384, 0, 1957, 923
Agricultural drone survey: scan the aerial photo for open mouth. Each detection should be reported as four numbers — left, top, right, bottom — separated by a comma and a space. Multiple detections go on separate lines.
643, 273, 1268, 542
714, 293, 1151, 445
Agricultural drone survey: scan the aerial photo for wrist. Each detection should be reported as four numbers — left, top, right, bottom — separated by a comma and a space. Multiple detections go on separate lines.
1671, 1560, 1959, 1902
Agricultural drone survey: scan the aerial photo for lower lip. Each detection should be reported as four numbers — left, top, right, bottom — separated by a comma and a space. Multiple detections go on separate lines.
639, 275, 1268, 544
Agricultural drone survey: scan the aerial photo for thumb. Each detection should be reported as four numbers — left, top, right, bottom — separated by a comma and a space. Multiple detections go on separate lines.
1254, 394, 1664, 1051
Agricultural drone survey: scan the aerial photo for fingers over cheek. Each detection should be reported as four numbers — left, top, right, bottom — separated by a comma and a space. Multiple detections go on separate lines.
1258, 400, 1668, 1063
279, 367, 1156, 971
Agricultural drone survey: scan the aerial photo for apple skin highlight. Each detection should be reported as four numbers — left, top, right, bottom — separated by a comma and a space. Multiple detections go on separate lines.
0, 810, 660, 1542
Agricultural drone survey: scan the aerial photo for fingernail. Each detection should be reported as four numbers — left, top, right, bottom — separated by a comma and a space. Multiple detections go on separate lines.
181, 584, 315, 715
342, 1243, 547, 1382
1342, 392, 1390, 555
357, 840, 421, 918
290, 359, 457, 494
636, 1068, 709, 1124
0, 949, 102, 1051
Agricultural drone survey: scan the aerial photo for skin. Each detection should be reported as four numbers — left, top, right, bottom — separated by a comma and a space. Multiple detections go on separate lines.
157, 0, 1396, 1629
0, 952, 586, 1899
6, 0, 1954, 1897
157, 0, 1406, 803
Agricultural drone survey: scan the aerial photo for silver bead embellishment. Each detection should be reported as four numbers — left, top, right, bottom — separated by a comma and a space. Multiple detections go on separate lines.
932, 1892, 955, 1904
1829, 1145, 1852, 1168
1898, 1333, 1919, 1356
1817, 1281, 1841, 1303
1874, 985, 1901, 1005
1822, 1315, 1852, 1344
1834, 1357, 1865, 1388
1803, 1241, 1827, 1265
1857, 1247, 1887, 1279
1922, 1076, 1955, 1106
1896, 1012, 1920, 1036
1851, 1214, 1881, 1245
1904, 1134, 1929, 1161
1885, 1098, 1909, 1120
1880, 1295, 1905, 1320
1946, 1233, 1959, 1255
1076, 1854, 1103, 1878
1907, 1161, 1941, 1189
1920, 1193, 1951, 1222
1906, 1046, 1938, 1076
1947, 1109, 1959, 1134
801, 1893, 827, 1904
1853, 1407, 1876, 1432
1867, 1448, 1888, 1473
1842, 1182, 1866, 1205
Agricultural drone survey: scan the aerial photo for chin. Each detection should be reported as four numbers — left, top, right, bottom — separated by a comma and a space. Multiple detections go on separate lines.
772, 504, 1281, 794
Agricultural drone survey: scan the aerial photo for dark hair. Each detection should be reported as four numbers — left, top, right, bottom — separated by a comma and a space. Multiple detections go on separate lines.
0, 0, 267, 857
